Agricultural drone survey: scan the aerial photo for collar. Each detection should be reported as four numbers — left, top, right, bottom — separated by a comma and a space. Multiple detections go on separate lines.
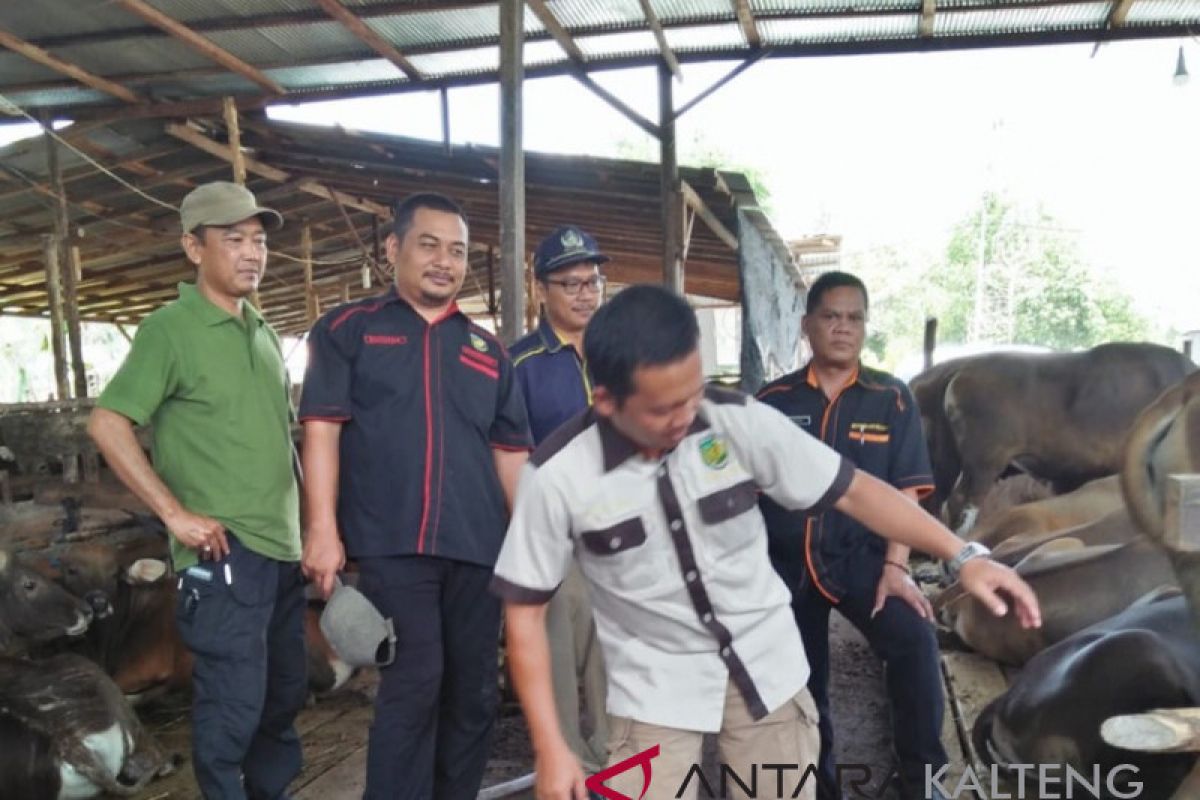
802, 361, 860, 392
177, 282, 263, 328
597, 409, 712, 473
535, 317, 584, 355
384, 284, 463, 325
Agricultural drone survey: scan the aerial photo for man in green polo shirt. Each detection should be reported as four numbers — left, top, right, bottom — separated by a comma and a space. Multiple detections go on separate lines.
89, 181, 306, 800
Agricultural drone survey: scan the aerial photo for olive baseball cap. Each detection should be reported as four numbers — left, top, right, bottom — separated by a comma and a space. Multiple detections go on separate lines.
180, 181, 283, 234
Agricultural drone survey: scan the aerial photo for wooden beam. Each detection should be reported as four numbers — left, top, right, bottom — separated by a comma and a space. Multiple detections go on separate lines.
499, 0, 526, 343
680, 180, 737, 251
164, 122, 390, 217
111, 0, 286, 95
0, 26, 141, 103
44, 127, 87, 398
314, 0, 422, 80
526, 0, 585, 64
638, 0, 682, 80
921, 0, 937, 36
222, 97, 247, 185
1108, 0, 1137, 28
732, 0, 761, 48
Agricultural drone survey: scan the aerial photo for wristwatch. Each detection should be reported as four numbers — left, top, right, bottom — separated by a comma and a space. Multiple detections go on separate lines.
948, 541, 991, 580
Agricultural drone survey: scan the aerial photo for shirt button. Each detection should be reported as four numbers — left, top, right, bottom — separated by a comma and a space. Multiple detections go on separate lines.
685, 570, 698, 583
609, 537, 621, 550
720, 646, 732, 658
702, 611, 713, 623
657, 466, 667, 478
669, 519, 682, 531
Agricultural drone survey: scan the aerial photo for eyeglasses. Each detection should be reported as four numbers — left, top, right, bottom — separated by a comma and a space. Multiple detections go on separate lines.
543, 276, 606, 296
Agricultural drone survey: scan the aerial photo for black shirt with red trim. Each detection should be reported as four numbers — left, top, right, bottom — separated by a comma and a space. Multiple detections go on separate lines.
755, 362, 934, 602
298, 286, 532, 567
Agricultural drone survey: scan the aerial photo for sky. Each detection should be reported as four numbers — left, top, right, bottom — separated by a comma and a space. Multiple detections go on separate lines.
2, 35, 1197, 337
268, 37, 1200, 337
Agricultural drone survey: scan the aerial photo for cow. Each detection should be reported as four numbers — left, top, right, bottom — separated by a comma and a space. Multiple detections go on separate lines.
972, 591, 1199, 800
989, 507, 1137, 567
0, 652, 175, 798
935, 538, 1177, 665
0, 549, 92, 655
920, 342, 1193, 530
53, 540, 354, 699
1111, 370, 1200, 799
966, 474, 1125, 549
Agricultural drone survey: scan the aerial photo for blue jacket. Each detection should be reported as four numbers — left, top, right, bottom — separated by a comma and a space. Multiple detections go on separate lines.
510, 318, 593, 446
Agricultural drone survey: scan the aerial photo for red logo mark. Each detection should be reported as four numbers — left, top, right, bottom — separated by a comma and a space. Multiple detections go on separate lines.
364, 334, 407, 345
586, 744, 660, 800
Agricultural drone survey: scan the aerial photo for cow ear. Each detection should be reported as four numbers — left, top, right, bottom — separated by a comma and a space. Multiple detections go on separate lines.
124, 558, 169, 585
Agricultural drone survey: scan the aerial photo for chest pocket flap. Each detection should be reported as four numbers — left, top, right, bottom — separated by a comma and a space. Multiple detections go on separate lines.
580, 517, 647, 556
698, 479, 759, 525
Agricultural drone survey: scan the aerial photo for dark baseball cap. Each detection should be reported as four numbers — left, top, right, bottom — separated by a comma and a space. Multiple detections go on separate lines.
533, 225, 610, 278
180, 181, 283, 234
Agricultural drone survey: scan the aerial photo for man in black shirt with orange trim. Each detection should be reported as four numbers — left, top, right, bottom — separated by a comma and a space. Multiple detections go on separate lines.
758, 271, 947, 800
299, 193, 531, 799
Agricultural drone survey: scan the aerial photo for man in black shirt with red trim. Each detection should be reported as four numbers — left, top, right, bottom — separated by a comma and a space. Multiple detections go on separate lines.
299, 193, 531, 799
758, 271, 947, 800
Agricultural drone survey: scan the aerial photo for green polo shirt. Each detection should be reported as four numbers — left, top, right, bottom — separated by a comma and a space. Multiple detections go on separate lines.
98, 282, 300, 570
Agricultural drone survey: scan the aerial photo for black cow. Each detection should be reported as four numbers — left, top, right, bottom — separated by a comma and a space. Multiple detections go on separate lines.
973, 592, 1199, 799
0, 653, 175, 798
0, 549, 92, 655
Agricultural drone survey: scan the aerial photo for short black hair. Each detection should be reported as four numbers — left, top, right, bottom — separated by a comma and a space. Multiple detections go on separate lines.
805, 270, 869, 315
392, 192, 466, 241
584, 284, 699, 402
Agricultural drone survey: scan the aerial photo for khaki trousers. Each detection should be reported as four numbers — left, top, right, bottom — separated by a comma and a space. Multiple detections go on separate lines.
547, 562, 609, 773
602, 683, 820, 800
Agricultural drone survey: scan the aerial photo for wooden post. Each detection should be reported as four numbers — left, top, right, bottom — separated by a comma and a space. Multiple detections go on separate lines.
1164, 475, 1200, 552
302, 222, 318, 328
499, 0, 526, 344
342, 283, 351, 304
42, 234, 70, 402
223, 95, 261, 310
222, 96, 247, 185
658, 61, 682, 294
924, 317, 939, 372
45, 127, 87, 398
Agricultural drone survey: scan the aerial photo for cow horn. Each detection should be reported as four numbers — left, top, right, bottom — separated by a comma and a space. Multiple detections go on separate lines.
127, 558, 168, 584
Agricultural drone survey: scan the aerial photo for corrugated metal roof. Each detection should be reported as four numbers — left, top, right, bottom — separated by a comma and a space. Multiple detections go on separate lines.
1126, 0, 1200, 25
762, 14, 920, 44
651, 0, 735, 24
548, 0, 647, 31
935, 2, 1111, 36
0, 0, 1196, 116
364, 6, 503, 49
267, 59, 408, 92
206, 24, 367, 64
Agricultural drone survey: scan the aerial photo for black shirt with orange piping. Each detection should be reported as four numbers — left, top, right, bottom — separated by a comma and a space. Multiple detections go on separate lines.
756, 362, 934, 603
298, 285, 532, 567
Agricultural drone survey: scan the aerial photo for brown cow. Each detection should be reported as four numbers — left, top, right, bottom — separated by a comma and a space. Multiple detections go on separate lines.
0, 652, 175, 798
941, 343, 1194, 529
936, 538, 1177, 665
0, 549, 92, 655
967, 475, 1124, 549
55, 540, 353, 699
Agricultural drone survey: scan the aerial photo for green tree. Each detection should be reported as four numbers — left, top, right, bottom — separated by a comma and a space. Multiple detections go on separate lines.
929, 192, 1150, 350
